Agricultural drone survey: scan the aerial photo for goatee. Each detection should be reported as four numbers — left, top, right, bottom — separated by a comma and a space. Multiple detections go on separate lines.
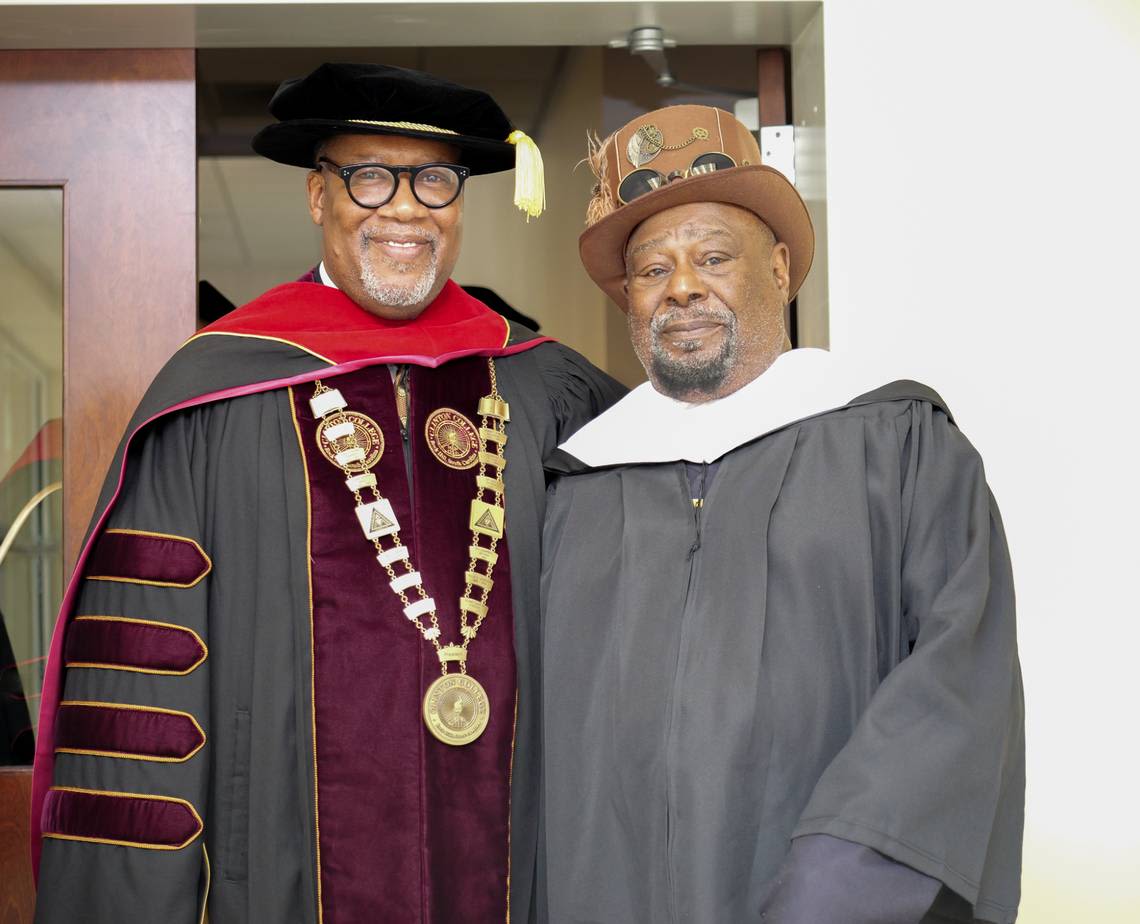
644, 306, 739, 399
358, 231, 439, 308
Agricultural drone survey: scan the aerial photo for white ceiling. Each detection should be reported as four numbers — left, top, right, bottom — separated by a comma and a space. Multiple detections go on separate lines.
0, 2, 821, 49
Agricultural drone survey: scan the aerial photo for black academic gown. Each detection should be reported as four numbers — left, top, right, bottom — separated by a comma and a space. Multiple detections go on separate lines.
539, 354, 1024, 924
32, 280, 625, 923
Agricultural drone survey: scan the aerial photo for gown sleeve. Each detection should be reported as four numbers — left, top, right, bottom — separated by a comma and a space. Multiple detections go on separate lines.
35, 411, 211, 924
532, 342, 627, 446
758, 833, 942, 923
789, 401, 1024, 924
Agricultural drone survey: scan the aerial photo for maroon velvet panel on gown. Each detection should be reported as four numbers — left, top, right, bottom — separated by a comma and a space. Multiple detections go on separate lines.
85, 529, 210, 585
64, 617, 206, 674
41, 787, 202, 848
292, 357, 516, 924
55, 702, 204, 760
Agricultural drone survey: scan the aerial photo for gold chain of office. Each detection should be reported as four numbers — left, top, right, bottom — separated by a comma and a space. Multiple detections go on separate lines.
307, 357, 510, 745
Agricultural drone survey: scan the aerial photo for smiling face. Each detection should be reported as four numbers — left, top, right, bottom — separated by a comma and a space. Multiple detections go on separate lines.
623, 201, 792, 402
306, 133, 464, 320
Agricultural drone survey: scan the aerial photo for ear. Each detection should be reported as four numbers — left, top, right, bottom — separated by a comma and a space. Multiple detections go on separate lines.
770, 241, 791, 300
306, 170, 326, 226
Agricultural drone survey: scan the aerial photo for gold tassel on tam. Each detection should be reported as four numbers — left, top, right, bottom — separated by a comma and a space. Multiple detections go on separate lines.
507, 129, 545, 219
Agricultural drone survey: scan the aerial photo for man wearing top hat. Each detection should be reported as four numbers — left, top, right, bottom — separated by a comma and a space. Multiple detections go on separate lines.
31, 63, 623, 923
540, 105, 1024, 923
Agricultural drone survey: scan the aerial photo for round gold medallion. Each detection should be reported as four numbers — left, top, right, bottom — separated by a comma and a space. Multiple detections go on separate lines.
317, 411, 384, 473
424, 408, 480, 470
423, 672, 490, 746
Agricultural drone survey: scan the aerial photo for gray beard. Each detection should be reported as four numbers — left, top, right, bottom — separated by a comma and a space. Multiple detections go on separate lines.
358, 233, 439, 308
643, 306, 739, 399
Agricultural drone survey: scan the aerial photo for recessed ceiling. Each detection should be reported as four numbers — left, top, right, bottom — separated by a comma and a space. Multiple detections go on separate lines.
0, 3, 821, 50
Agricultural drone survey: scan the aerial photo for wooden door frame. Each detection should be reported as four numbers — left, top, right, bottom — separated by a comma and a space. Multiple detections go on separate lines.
0, 49, 198, 921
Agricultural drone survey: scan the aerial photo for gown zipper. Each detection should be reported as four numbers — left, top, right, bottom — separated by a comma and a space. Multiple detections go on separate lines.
688, 461, 707, 557
666, 461, 709, 921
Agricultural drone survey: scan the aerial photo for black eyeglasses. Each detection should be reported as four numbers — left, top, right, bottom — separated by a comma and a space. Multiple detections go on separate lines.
317, 158, 470, 209
618, 152, 737, 204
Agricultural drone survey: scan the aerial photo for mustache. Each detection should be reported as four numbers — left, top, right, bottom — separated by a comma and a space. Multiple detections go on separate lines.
650, 305, 736, 336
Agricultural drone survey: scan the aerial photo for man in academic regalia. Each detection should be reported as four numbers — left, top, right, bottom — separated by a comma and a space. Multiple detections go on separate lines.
32, 64, 623, 923
540, 106, 1024, 923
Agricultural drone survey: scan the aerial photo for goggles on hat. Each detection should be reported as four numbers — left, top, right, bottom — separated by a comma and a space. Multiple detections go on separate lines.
318, 158, 471, 209
617, 151, 737, 205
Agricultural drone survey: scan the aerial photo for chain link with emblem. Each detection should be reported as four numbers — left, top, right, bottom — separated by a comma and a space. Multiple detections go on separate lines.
307, 358, 510, 745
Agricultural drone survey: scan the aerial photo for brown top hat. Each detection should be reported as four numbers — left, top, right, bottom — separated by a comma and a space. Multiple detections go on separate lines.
579, 104, 815, 310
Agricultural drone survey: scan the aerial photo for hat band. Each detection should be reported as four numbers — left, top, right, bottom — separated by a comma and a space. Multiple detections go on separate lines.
346, 119, 459, 135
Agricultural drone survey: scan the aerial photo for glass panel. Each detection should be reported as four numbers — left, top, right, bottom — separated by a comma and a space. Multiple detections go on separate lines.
0, 187, 63, 765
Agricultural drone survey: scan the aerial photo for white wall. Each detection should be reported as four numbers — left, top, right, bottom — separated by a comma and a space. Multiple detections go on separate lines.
822, 0, 1140, 919
0, 187, 64, 725
791, 7, 829, 348
0, 188, 63, 439
198, 156, 323, 306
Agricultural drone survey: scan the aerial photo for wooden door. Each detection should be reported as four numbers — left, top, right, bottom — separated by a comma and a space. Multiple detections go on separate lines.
0, 49, 197, 922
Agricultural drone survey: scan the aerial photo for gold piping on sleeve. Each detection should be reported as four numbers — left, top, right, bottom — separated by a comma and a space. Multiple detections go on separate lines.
86, 528, 213, 589
55, 700, 206, 763
43, 786, 203, 850
67, 615, 208, 676
505, 689, 519, 923
288, 386, 325, 924
185, 330, 336, 366
199, 842, 212, 924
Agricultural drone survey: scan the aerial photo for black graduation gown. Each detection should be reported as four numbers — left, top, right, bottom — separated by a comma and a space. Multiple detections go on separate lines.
539, 376, 1023, 924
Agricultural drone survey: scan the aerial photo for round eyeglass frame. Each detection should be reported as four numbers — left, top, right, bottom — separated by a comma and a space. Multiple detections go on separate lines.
317, 158, 471, 210
617, 151, 739, 205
